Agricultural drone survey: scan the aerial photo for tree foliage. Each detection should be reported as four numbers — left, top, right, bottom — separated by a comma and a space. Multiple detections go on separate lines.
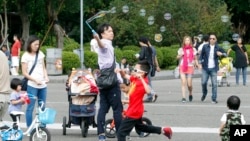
96, 0, 231, 47
224, 0, 250, 43
1, 0, 250, 50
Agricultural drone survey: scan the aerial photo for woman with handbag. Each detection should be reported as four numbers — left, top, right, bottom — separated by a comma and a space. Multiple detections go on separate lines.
227, 37, 249, 86
21, 35, 49, 127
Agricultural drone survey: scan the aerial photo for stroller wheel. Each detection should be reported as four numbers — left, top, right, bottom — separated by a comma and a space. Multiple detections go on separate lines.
81, 119, 88, 137
135, 117, 152, 137
104, 119, 116, 138
62, 116, 67, 135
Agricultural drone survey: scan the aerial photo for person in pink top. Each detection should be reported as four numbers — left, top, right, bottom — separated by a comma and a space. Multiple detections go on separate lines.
11, 34, 22, 75
176, 36, 199, 103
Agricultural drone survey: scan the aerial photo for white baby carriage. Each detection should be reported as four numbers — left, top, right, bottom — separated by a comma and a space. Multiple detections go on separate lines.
62, 68, 99, 137
217, 57, 233, 87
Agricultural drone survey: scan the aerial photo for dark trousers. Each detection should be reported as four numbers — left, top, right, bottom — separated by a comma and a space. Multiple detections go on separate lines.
97, 82, 123, 135
10, 114, 21, 122
117, 117, 161, 141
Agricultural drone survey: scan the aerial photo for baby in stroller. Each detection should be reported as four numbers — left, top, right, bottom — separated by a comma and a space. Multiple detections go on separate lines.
217, 57, 233, 87
63, 68, 98, 137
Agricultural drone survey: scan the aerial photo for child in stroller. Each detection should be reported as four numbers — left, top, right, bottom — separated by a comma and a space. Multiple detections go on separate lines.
62, 68, 98, 138
217, 57, 233, 87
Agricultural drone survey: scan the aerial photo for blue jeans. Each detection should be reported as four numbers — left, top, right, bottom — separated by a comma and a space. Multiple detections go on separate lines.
235, 67, 247, 85
26, 85, 47, 127
201, 68, 217, 101
97, 83, 123, 135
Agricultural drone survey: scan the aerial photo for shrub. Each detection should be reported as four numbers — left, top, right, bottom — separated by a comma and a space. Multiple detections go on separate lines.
155, 48, 164, 67
115, 48, 123, 62
122, 45, 140, 52
84, 42, 91, 51
160, 47, 179, 69
84, 51, 98, 69
40, 46, 54, 56
62, 51, 81, 74
121, 50, 138, 66
63, 38, 80, 52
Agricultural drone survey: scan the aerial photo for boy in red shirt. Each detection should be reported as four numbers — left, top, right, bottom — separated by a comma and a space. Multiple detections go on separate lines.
116, 60, 172, 141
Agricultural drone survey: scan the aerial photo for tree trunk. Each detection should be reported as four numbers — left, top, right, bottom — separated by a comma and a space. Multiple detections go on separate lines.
46, 0, 64, 48
16, 0, 30, 50
53, 20, 64, 48
0, 0, 9, 48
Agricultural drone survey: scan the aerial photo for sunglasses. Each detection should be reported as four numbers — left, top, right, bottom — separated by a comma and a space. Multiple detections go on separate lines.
133, 69, 146, 73
210, 38, 216, 40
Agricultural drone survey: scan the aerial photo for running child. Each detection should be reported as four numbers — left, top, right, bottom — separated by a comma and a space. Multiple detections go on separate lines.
116, 60, 172, 141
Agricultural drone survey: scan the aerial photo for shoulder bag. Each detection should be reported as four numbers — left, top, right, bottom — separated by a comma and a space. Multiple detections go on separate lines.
21, 52, 38, 91
96, 58, 118, 90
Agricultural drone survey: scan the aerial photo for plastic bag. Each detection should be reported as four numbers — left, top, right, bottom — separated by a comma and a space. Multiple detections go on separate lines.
173, 66, 180, 79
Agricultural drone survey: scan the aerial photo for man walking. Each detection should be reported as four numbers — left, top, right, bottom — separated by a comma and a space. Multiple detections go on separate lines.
93, 23, 123, 141
198, 33, 226, 103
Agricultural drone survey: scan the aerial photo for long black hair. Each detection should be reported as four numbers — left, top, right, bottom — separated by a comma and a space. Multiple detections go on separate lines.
138, 36, 152, 54
25, 35, 40, 53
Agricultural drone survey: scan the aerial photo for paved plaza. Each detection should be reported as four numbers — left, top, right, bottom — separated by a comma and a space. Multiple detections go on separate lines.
5, 70, 250, 141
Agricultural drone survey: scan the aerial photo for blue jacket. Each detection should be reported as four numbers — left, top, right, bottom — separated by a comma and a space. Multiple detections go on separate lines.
199, 43, 226, 71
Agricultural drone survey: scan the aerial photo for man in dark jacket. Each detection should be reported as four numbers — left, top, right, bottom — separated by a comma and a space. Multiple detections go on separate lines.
198, 33, 226, 104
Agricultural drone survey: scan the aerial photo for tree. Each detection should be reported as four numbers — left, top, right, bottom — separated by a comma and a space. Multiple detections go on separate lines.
44, 0, 65, 48
224, 0, 250, 43
96, 0, 230, 47
0, 0, 8, 47
16, 0, 31, 49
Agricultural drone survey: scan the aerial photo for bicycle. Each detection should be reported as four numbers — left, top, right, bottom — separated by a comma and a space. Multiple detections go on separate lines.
0, 97, 56, 141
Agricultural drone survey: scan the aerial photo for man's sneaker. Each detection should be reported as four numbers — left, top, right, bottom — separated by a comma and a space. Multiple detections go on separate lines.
212, 100, 218, 104
143, 98, 152, 103
189, 95, 193, 102
201, 95, 206, 102
152, 94, 158, 102
98, 135, 106, 141
181, 98, 186, 103
163, 127, 172, 139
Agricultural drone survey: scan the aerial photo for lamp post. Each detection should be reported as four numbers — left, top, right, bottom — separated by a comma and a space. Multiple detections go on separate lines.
80, 0, 84, 69
221, 15, 229, 36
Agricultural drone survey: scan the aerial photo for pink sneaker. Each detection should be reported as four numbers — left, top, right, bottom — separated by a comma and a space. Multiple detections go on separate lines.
163, 127, 172, 139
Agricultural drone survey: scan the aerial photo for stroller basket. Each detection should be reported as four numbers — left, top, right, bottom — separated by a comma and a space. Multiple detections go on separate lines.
39, 108, 57, 124
70, 103, 96, 117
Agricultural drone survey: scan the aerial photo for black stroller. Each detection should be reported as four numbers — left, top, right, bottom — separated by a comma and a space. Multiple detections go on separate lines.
62, 69, 98, 137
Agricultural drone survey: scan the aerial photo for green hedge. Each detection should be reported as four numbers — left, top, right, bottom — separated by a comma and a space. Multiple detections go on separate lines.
62, 51, 81, 74
84, 51, 98, 69
122, 45, 140, 52
159, 47, 179, 69
121, 50, 138, 66
49, 42, 250, 74
63, 38, 80, 52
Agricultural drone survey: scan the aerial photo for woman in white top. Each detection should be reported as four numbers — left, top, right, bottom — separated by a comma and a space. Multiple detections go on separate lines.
21, 35, 49, 127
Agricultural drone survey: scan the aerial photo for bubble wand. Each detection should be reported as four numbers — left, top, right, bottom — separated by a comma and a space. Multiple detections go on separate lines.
85, 7, 116, 34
